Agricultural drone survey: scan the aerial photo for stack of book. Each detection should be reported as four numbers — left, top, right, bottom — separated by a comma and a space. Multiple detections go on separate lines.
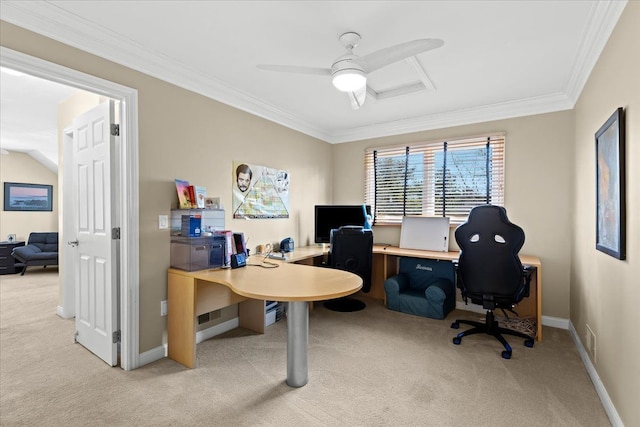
265, 301, 283, 326
175, 178, 206, 209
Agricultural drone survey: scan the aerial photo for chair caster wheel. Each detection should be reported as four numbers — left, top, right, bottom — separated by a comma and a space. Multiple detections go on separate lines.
451, 322, 459, 329
452, 337, 461, 345
524, 339, 534, 348
501, 350, 512, 359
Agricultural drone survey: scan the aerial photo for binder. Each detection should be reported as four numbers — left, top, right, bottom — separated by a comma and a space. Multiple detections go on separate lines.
214, 230, 234, 266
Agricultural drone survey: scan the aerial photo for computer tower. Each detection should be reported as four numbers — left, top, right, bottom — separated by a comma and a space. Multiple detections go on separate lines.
329, 226, 374, 292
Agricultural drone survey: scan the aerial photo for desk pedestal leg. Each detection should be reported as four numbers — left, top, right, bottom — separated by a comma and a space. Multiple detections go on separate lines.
286, 301, 309, 387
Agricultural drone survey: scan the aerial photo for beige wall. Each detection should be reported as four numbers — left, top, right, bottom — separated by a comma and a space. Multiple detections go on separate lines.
0, 21, 332, 353
333, 111, 575, 319
0, 151, 58, 240
572, 2, 639, 426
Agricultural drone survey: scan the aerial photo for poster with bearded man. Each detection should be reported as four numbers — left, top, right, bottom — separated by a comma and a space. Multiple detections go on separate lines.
232, 161, 290, 219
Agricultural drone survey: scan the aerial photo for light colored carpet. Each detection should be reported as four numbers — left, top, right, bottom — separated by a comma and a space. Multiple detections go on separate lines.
0, 270, 610, 426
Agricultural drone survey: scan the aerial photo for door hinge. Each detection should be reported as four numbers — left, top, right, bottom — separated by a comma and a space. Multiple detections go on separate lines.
112, 227, 120, 240
112, 330, 121, 344
110, 124, 120, 136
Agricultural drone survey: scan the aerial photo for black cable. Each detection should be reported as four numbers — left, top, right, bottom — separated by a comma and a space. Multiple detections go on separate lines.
247, 261, 279, 269
244, 248, 280, 268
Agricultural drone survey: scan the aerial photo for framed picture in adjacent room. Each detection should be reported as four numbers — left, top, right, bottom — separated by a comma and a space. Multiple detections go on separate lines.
595, 107, 625, 260
3, 182, 53, 212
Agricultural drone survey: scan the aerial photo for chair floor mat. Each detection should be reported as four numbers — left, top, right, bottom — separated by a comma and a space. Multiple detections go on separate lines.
476, 314, 537, 336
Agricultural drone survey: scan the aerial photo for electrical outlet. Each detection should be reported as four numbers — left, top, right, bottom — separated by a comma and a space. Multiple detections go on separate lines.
159, 215, 169, 229
161, 300, 168, 316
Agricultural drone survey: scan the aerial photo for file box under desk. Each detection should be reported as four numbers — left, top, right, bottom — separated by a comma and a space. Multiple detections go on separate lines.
170, 235, 226, 271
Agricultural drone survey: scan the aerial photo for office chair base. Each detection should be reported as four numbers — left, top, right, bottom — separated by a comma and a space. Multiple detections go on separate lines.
323, 297, 366, 312
451, 311, 534, 359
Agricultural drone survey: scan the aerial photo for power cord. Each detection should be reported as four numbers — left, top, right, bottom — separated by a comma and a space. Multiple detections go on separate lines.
248, 261, 279, 269
246, 248, 280, 268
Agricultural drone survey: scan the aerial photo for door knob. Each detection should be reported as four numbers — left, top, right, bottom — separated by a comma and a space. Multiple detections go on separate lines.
68, 240, 79, 247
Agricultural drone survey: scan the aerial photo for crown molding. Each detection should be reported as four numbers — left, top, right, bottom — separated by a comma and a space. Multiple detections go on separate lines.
0, 1, 332, 142
563, 0, 628, 104
1, 0, 627, 144
328, 92, 575, 143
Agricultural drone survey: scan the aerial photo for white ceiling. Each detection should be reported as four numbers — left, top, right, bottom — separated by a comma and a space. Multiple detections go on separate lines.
0, 1, 627, 167
0, 67, 78, 171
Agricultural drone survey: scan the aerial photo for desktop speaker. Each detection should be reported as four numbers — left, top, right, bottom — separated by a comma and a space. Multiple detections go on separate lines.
329, 226, 373, 293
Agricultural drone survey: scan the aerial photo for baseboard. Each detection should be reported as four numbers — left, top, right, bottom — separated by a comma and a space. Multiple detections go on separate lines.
56, 305, 73, 319
195, 318, 239, 344
138, 345, 166, 368
455, 301, 486, 315
455, 302, 569, 329
568, 322, 623, 427
541, 315, 569, 329
137, 317, 241, 367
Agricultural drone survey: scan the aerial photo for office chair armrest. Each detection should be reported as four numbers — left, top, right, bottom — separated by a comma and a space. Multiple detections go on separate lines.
518, 266, 536, 299
523, 265, 535, 279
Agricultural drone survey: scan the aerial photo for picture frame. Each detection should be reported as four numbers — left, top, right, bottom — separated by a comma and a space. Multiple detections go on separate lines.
204, 196, 220, 209
3, 182, 53, 212
595, 107, 625, 260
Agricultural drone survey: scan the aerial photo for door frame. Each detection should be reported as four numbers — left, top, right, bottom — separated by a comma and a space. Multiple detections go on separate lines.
0, 47, 140, 370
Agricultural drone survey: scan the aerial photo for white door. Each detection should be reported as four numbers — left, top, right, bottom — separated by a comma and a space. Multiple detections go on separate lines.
71, 101, 119, 366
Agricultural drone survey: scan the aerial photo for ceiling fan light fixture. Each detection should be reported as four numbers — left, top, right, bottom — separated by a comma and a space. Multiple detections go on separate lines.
332, 69, 366, 92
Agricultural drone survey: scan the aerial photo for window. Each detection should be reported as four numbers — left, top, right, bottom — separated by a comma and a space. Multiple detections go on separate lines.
364, 134, 504, 225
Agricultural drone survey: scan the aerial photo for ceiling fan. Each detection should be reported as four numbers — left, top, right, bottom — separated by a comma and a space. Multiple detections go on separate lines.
257, 32, 444, 110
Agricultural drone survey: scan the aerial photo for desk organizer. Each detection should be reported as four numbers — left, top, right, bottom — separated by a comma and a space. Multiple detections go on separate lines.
170, 235, 226, 271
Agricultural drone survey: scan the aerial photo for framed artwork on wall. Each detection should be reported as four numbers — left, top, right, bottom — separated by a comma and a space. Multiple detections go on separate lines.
595, 107, 625, 260
3, 182, 53, 212
231, 161, 290, 219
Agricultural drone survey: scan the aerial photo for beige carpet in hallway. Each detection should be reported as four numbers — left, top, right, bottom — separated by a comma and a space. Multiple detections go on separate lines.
0, 269, 609, 426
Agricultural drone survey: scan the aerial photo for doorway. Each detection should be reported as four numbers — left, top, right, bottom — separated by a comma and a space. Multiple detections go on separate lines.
0, 46, 140, 370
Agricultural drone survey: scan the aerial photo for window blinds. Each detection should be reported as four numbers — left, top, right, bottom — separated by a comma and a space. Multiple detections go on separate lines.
364, 134, 505, 225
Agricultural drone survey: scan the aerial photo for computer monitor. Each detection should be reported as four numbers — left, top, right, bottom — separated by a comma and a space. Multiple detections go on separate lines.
314, 204, 371, 244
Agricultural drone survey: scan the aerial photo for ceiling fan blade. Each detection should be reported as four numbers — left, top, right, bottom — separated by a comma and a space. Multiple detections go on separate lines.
353, 38, 444, 73
256, 64, 331, 76
347, 85, 367, 110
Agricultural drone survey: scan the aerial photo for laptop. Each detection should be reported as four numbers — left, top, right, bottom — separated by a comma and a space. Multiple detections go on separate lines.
399, 216, 450, 252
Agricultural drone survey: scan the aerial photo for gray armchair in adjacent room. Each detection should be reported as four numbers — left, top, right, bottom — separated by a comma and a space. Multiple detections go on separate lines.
11, 232, 59, 275
384, 256, 456, 320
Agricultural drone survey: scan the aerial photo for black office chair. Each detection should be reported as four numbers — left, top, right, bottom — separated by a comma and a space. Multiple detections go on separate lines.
451, 205, 535, 359
323, 226, 373, 312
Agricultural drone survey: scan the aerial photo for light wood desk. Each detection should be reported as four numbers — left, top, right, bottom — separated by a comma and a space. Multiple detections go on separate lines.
368, 244, 543, 341
251, 244, 543, 341
167, 254, 361, 387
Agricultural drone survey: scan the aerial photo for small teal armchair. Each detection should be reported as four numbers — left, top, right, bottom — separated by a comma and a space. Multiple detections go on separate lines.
384, 257, 456, 320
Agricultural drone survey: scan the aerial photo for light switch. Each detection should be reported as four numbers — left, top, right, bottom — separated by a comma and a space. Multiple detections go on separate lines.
159, 215, 168, 229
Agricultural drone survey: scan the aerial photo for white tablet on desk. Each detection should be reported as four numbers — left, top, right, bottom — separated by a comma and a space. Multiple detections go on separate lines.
399, 216, 450, 252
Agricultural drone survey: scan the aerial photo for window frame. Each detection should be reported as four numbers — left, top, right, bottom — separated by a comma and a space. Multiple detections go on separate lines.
364, 133, 505, 225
